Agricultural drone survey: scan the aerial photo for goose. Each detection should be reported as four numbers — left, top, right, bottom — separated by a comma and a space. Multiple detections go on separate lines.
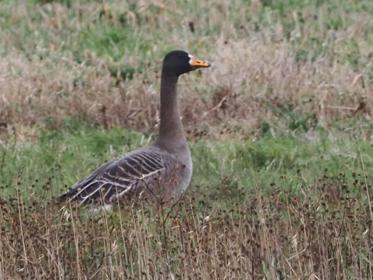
58, 50, 210, 206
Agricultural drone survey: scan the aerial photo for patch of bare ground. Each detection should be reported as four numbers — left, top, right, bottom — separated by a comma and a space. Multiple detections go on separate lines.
0, 173, 371, 279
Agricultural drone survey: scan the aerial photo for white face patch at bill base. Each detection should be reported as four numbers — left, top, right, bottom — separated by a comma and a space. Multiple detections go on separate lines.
188, 54, 194, 65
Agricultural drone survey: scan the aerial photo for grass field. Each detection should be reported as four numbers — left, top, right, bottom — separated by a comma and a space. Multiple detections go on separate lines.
0, 0, 372, 279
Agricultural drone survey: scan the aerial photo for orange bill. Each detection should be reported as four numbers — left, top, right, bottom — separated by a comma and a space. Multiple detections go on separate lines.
189, 57, 210, 68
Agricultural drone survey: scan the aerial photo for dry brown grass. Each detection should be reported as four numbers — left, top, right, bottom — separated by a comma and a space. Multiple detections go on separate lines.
0, 174, 371, 279
0, 0, 372, 140
1, 39, 371, 141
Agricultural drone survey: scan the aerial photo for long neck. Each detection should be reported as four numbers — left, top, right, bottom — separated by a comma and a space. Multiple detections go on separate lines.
157, 72, 186, 149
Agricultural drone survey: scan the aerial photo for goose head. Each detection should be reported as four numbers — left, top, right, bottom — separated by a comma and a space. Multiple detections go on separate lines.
162, 50, 210, 77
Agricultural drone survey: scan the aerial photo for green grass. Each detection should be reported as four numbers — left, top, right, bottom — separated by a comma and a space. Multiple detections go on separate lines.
1, 0, 371, 66
1, 122, 371, 203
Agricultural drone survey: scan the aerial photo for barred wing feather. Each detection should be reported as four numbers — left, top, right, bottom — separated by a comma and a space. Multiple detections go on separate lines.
59, 148, 176, 205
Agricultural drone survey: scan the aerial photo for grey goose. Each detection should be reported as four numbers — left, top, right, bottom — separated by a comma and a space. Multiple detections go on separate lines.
59, 50, 210, 206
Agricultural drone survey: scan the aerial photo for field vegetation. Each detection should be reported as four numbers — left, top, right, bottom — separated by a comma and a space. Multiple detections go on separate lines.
0, 0, 372, 279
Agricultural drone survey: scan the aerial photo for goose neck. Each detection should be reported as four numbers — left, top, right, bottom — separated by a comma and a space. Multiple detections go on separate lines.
158, 73, 186, 148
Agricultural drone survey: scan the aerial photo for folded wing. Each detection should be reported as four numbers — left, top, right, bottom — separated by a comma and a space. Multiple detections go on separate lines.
59, 148, 175, 205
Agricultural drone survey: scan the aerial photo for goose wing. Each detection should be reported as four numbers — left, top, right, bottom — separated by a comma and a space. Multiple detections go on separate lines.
59, 148, 175, 205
